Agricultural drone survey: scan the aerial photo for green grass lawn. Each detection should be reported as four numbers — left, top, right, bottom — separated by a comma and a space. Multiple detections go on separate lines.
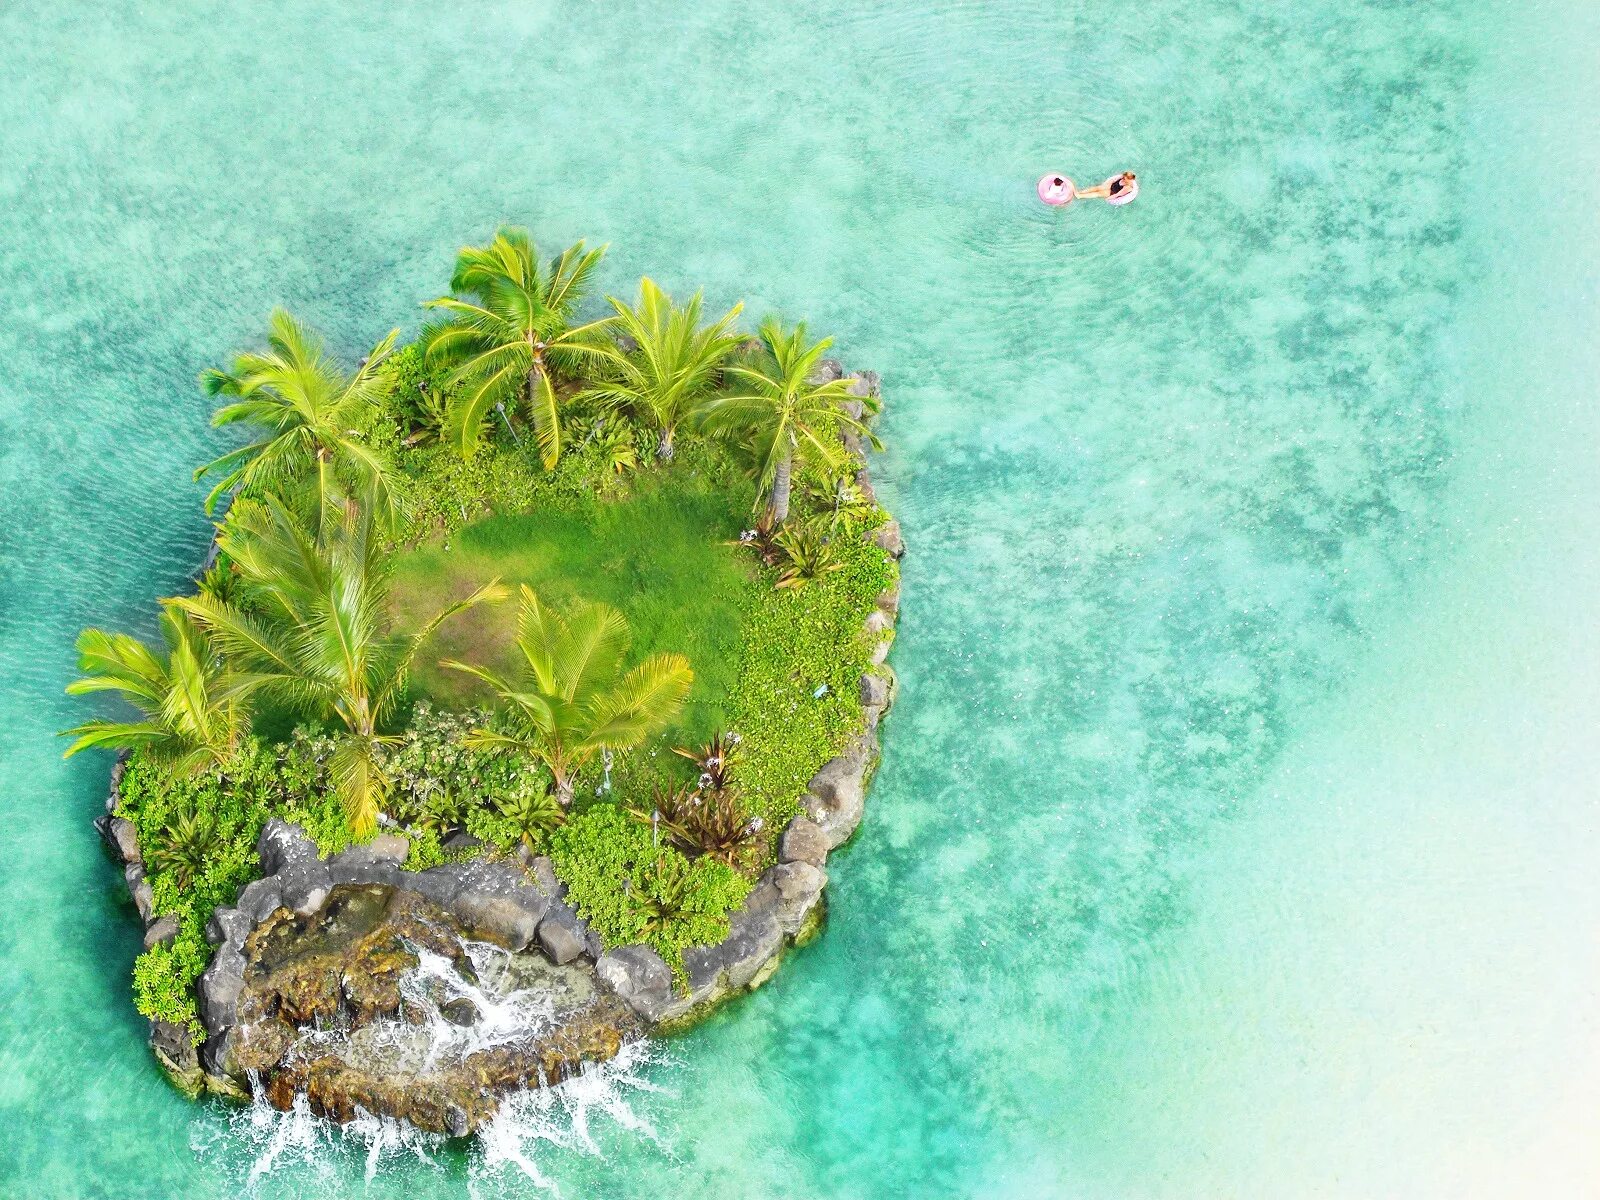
390, 469, 762, 747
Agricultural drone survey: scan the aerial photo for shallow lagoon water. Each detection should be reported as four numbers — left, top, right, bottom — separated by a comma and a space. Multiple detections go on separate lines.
1, 0, 1596, 1195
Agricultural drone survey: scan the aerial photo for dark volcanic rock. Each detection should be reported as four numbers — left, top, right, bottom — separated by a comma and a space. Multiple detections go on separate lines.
536, 906, 588, 964
596, 945, 676, 1022
804, 732, 879, 849
870, 518, 904, 559
778, 817, 829, 867
143, 914, 180, 950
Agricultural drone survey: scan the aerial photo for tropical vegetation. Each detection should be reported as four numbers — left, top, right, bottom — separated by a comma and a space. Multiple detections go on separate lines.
65, 225, 896, 1030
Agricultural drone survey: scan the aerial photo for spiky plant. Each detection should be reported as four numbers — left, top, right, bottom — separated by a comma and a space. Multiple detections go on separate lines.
580, 278, 744, 460
630, 853, 697, 940
493, 790, 567, 852
444, 585, 693, 806
172, 494, 504, 835
627, 780, 700, 846
61, 604, 248, 774
800, 461, 879, 534
672, 731, 741, 794
679, 790, 763, 869
421, 228, 616, 465
696, 317, 880, 524
144, 808, 224, 891
194, 308, 401, 523
773, 519, 843, 589
590, 420, 640, 476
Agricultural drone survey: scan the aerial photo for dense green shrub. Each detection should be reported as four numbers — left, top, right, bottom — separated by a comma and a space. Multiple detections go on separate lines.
548, 803, 749, 977
115, 739, 352, 1037
723, 532, 896, 824
375, 342, 456, 443
131, 927, 212, 1038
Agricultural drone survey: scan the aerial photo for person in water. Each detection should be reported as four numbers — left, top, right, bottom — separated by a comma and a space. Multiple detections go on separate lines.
1078, 171, 1137, 202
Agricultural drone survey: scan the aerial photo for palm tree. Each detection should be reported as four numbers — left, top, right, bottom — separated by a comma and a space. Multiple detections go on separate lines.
444, 586, 693, 806
421, 228, 616, 466
194, 308, 401, 523
582, 279, 744, 460
696, 318, 879, 523
173, 494, 504, 835
61, 604, 247, 773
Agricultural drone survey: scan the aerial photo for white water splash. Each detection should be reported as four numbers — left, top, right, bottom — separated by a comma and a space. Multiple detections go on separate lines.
470, 1040, 676, 1196
194, 938, 676, 1193
286, 938, 581, 1080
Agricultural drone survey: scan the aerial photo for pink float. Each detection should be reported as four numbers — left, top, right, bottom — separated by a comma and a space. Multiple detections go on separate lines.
1037, 173, 1076, 206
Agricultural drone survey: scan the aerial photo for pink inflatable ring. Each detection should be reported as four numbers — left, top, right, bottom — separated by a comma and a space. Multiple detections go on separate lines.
1037, 174, 1076, 206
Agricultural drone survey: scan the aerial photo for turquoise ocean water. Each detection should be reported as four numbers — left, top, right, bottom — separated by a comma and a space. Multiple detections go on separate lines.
1, 1, 1596, 1195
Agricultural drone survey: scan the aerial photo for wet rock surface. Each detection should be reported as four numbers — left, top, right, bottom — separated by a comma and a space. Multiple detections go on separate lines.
220, 882, 641, 1134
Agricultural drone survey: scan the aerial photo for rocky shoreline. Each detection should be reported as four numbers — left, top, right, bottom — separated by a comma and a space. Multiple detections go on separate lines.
94, 360, 901, 1130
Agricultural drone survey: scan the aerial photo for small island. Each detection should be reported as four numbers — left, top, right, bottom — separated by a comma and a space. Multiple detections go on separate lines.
69, 228, 902, 1134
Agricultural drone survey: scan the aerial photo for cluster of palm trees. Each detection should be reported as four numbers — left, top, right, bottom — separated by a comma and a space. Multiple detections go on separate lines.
63, 225, 876, 839
66, 486, 505, 833
417, 227, 880, 522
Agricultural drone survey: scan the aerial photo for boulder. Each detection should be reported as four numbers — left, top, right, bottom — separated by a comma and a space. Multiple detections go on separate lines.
778, 817, 829, 867
451, 891, 543, 951
805, 734, 878, 849
143, 914, 180, 950
257, 818, 318, 875
199, 944, 247, 1033
860, 670, 891, 710
440, 997, 480, 1028
597, 945, 677, 1023
536, 906, 588, 965
125, 865, 154, 923
528, 856, 565, 900
870, 519, 904, 559
864, 610, 895, 668
277, 859, 332, 915
683, 906, 784, 996
403, 867, 463, 908
235, 877, 284, 925
876, 582, 900, 616
327, 856, 402, 889
770, 862, 828, 934
807, 357, 843, 385
205, 906, 252, 947
149, 1019, 202, 1098
106, 755, 128, 814
361, 833, 411, 863
97, 815, 141, 866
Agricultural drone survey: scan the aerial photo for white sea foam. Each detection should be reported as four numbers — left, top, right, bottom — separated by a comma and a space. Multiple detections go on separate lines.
194, 940, 675, 1194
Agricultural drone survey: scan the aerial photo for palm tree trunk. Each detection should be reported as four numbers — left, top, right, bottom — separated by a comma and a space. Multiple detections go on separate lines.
554, 772, 576, 808
657, 427, 675, 460
771, 444, 793, 524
